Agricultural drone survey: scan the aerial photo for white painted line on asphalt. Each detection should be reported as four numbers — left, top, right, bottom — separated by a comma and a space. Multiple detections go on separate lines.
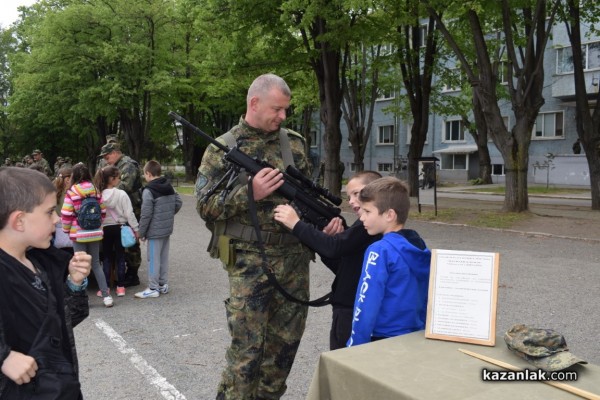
95, 318, 187, 400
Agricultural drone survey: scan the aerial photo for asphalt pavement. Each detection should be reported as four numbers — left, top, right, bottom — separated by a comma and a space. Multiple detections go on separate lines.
75, 193, 600, 400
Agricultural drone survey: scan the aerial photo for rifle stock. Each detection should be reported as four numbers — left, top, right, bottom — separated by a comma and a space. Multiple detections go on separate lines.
169, 111, 343, 230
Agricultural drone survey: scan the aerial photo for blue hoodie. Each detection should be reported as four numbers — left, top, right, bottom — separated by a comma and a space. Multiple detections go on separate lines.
348, 229, 431, 346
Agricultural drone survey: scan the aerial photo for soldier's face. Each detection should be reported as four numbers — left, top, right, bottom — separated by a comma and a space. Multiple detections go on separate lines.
103, 151, 119, 165
251, 88, 290, 132
33, 153, 41, 161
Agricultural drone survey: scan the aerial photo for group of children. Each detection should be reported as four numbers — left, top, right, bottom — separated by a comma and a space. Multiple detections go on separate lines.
275, 172, 431, 348
0, 160, 181, 397
0, 162, 425, 398
62, 161, 181, 306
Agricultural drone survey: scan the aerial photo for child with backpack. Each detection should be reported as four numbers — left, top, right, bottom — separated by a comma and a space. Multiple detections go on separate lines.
61, 163, 111, 307
94, 166, 139, 298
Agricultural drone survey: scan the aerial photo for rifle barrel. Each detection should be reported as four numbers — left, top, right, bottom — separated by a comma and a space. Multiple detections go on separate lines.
168, 111, 229, 153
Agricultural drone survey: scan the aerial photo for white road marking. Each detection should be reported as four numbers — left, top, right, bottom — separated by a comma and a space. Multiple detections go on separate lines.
94, 318, 187, 400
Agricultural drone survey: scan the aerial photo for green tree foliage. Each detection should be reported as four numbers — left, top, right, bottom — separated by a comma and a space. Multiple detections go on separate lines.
428, 0, 560, 212
558, 1, 600, 209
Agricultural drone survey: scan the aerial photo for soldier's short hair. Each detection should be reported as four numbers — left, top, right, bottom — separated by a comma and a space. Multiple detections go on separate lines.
246, 74, 291, 105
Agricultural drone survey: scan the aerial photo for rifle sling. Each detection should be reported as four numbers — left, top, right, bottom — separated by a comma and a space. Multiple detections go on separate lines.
246, 177, 330, 308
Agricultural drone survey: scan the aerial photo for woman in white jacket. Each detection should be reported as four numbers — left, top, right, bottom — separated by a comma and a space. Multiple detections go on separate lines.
95, 166, 139, 298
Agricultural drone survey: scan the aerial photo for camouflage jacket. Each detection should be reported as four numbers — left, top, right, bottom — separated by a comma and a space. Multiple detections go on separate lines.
196, 117, 311, 251
34, 158, 53, 177
115, 155, 143, 208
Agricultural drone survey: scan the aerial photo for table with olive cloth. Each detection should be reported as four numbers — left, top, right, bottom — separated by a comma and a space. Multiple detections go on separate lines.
306, 331, 600, 400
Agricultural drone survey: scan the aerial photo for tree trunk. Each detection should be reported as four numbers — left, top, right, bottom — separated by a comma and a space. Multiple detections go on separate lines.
119, 107, 144, 162
310, 16, 344, 197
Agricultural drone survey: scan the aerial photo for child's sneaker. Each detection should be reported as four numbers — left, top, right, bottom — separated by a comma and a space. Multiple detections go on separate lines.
103, 295, 114, 308
134, 288, 160, 299
158, 284, 169, 294
97, 289, 110, 298
116, 286, 126, 297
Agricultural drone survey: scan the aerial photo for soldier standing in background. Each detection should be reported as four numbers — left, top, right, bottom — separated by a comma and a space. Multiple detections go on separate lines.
31, 149, 53, 178
99, 142, 143, 287
54, 156, 64, 176
62, 156, 73, 169
196, 73, 313, 400
3, 158, 12, 167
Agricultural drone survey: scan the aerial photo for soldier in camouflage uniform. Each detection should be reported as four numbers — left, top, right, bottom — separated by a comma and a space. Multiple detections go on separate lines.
196, 74, 313, 400
100, 142, 143, 287
31, 149, 53, 178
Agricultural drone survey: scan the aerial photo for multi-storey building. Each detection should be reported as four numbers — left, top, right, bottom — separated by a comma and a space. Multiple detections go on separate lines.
310, 23, 595, 187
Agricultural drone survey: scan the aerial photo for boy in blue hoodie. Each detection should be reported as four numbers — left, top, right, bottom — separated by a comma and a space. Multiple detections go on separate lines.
348, 176, 431, 346
134, 161, 182, 299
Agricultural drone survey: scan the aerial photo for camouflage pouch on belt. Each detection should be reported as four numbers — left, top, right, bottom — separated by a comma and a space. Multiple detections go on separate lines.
218, 235, 236, 267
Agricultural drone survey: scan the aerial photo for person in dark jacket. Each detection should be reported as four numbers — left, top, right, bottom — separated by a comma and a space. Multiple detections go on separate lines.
348, 177, 431, 346
134, 161, 182, 299
274, 171, 383, 350
0, 167, 92, 399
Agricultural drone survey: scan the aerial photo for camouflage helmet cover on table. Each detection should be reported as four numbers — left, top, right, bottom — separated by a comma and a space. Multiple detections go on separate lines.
504, 324, 587, 371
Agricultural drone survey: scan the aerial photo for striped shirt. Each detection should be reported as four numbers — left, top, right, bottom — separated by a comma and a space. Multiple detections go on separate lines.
61, 181, 106, 242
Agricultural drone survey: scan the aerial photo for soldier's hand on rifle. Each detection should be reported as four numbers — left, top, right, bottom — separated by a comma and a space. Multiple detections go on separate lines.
273, 204, 300, 230
252, 167, 284, 201
322, 217, 344, 236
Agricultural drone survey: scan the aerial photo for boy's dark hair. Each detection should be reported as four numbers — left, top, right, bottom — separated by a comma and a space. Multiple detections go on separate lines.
71, 162, 93, 185
94, 166, 120, 192
144, 160, 162, 177
0, 167, 56, 229
350, 170, 382, 186
359, 176, 410, 224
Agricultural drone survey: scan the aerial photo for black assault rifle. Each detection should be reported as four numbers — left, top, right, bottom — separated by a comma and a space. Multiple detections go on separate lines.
169, 111, 344, 230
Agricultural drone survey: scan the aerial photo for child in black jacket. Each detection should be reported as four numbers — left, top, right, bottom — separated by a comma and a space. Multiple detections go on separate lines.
274, 171, 382, 349
0, 167, 91, 399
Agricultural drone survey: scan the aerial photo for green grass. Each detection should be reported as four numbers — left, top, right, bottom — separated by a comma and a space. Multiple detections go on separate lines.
410, 207, 531, 230
463, 186, 588, 195
176, 186, 195, 195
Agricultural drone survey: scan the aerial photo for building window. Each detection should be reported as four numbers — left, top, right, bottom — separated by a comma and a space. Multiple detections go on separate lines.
378, 163, 393, 172
556, 47, 574, 74
556, 41, 600, 74
442, 68, 462, 92
441, 154, 467, 170
498, 61, 509, 84
532, 112, 564, 139
588, 42, 600, 70
309, 130, 318, 148
492, 164, 505, 176
381, 43, 394, 56
444, 120, 465, 142
377, 87, 395, 100
378, 125, 394, 145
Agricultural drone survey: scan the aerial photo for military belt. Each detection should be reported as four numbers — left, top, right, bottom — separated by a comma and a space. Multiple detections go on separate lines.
223, 221, 300, 246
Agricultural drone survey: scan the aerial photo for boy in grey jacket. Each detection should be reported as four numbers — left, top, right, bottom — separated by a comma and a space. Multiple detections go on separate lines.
135, 161, 182, 299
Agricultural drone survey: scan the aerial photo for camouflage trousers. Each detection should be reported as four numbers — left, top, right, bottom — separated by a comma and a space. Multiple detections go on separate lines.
216, 246, 311, 400
124, 242, 141, 276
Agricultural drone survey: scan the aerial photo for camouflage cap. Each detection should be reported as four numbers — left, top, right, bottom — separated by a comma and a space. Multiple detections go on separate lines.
100, 142, 120, 156
106, 134, 119, 144
504, 324, 587, 371
32, 149, 42, 154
